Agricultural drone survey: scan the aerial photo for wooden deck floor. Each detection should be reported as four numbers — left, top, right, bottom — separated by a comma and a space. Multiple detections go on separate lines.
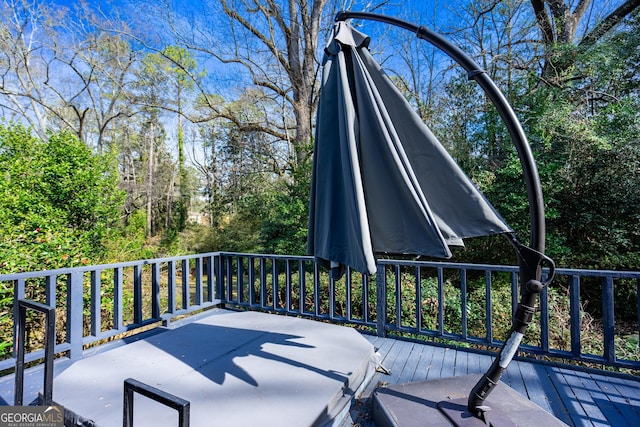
342, 334, 640, 427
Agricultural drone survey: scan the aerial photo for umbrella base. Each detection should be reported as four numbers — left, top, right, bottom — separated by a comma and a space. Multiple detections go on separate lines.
372, 374, 568, 427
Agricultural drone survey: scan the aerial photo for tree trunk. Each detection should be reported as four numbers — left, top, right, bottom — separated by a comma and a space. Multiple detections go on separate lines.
530, 0, 640, 83
147, 124, 155, 238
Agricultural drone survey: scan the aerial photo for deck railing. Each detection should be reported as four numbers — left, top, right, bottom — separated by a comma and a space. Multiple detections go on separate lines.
1, 252, 639, 373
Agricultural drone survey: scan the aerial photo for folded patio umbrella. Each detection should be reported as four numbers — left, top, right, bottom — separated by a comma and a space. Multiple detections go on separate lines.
307, 21, 512, 276
308, 13, 560, 426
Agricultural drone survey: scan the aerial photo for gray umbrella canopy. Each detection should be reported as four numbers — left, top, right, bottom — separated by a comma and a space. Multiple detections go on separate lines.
308, 22, 512, 276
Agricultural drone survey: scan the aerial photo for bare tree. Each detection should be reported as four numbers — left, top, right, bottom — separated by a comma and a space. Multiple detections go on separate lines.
129, 0, 343, 179
0, 0, 138, 149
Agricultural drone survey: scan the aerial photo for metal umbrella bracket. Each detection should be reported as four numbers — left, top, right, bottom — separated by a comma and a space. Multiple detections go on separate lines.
308, 11, 560, 427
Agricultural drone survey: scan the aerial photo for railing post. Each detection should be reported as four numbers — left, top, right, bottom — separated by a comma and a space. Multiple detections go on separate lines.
376, 263, 387, 337
67, 271, 84, 360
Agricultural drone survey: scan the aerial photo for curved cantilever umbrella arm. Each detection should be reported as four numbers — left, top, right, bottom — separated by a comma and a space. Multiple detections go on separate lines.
335, 10, 555, 420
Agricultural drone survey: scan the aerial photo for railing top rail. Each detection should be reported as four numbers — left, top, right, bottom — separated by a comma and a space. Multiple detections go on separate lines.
0, 252, 224, 281
2, 251, 639, 282
217, 252, 314, 260
377, 259, 520, 272
553, 267, 640, 278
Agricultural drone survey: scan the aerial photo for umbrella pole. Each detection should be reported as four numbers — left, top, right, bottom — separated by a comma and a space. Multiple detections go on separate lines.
466, 235, 555, 421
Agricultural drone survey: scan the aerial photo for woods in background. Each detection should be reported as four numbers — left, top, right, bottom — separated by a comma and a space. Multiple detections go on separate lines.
1, 0, 639, 273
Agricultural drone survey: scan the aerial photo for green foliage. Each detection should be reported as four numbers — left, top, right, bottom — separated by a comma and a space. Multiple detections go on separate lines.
259, 159, 312, 256
103, 210, 156, 261
0, 124, 125, 273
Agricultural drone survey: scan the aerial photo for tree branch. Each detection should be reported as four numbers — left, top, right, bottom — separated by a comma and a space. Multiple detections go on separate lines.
578, 0, 640, 50
530, 0, 555, 45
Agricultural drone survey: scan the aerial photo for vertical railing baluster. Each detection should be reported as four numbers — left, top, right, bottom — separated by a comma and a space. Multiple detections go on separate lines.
114, 267, 123, 330
236, 256, 243, 305
151, 263, 160, 319
363, 273, 370, 324
461, 268, 468, 340
395, 265, 402, 329
133, 265, 143, 324
167, 261, 176, 316
91, 269, 101, 336
416, 266, 422, 333
485, 270, 493, 344
511, 271, 519, 319
346, 267, 352, 320
570, 275, 581, 358
637, 278, 640, 350
182, 259, 190, 311
329, 269, 336, 319
206, 255, 213, 303
602, 276, 615, 363
313, 262, 321, 317
298, 260, 305, 314
249, 257, 256, 306
225, 257, 233, 303
285, 259, 292, 312
12, 278, 25, 358
260, 258, 268, 308
376, 264, 387, 337
437, 267, 444, 336
195, 257, 203, 306
540, 286, 549, 352
271, 258, 278, 310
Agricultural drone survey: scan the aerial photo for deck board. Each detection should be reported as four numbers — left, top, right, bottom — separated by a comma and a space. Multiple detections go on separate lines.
343, 335, 640, 427
415, 342, 437, 380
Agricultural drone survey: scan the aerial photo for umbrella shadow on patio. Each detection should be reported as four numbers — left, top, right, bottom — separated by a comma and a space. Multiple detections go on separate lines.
135, 322, 353, 387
